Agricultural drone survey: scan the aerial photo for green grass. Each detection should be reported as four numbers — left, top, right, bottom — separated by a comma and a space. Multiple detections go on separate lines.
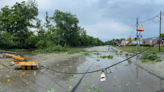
100, 55, 113, 59
67, 49, 81, 54
140, 53, 162, 63
116, 46, 164, 53
83, 52, 90, 56
23, 54, 29, 58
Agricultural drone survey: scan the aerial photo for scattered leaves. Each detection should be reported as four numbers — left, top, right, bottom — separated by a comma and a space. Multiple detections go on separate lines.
136, 82, 140, 85
88, 85, 94, 92
66, 79, 71, 82
19, 74, 23, 77
34, 71, 36, 76
71, 74, 76, 78
6, 74, 10, 78
47, 88, 55, 92
97, 59, 100, 61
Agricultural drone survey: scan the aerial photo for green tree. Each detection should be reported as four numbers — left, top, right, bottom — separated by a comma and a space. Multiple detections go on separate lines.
50, 9, 80, 46
0, 0, 39, 48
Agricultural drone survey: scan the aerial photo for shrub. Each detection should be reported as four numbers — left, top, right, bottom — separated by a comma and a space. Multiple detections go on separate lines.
152, 52, 156, 54
140, 53, 162, 62
125, 53, 128, 56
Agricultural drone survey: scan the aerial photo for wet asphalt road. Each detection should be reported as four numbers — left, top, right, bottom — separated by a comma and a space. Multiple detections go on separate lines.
0, 46, 164, 92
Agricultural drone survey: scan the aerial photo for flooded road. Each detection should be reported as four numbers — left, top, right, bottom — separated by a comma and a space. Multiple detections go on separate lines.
0, 46, 164, 92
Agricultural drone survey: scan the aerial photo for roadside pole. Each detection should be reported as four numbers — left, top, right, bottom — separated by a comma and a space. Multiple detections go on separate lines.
159, 11, 161, 52
139, 32, 140, 48
136, 17, 138, 52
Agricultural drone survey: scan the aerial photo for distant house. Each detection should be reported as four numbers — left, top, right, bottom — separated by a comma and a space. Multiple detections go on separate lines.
121, 41, 128, 45
142, 36, 164, 46
113, 42, 119, 45
121, 40, 142, 45
131, 40, 142, 44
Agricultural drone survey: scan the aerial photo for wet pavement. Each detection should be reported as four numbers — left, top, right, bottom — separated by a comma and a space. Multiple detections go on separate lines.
0, 46, 164, 92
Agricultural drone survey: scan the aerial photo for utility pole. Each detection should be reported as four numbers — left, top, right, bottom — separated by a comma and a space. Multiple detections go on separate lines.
136, 17, 138, 52
139, 31, 140, 48
159, 11, 161, 52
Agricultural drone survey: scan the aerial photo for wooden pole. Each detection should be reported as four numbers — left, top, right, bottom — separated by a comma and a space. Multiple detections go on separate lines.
159, 11, 161, 52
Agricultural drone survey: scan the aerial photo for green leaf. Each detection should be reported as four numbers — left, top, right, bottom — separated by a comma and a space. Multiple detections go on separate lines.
47, 88, 55, 92
34, 71, 36, 76
71, 74, 76, 78
6, 74, 10, 78
136, 82, 140, 85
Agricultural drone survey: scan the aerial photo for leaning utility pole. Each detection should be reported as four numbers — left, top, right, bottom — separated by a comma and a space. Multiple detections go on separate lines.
139, 29, 140, 48
159, 11, 161, 52
136, 17, 138, 52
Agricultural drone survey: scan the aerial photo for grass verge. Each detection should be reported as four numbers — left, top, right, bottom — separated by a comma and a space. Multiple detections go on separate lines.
116, 46, 164, 53
140, 52, 162, 63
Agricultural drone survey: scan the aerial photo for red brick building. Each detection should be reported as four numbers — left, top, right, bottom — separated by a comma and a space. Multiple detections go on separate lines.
142, 36, 164, 46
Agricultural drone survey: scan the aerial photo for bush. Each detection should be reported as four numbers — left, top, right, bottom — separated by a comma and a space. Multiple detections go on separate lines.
32, 44, 70, 53
140, 54, 162, 62
26, 36, 40, 48
125, 53, 128, 56
152, 52, 156, 54
35, 40, 47, 49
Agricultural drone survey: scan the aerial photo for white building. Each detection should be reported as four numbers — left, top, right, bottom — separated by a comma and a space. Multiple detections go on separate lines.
121, 40, 142, 46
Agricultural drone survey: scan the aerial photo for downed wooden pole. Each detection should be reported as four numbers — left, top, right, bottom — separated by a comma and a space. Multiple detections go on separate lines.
0, 50, 16, 54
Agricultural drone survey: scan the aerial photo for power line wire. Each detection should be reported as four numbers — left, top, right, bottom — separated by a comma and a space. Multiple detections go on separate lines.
138, 15, 159, 23
130, 24, 136, 38
139, 12, 164, 23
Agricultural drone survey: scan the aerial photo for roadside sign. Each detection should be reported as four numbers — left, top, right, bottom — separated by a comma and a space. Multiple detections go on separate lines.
128, 38, 132, 42
138, 35, 142, 38
136, 24, 144, 31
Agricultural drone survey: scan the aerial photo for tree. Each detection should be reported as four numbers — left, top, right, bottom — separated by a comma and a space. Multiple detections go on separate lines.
0, 0, 39, 48
119, 38, 125, 43
79, 27, 89, 46
50, 9, 80, 46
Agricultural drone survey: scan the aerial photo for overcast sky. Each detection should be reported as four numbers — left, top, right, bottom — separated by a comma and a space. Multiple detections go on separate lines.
0, 0, 164, 42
